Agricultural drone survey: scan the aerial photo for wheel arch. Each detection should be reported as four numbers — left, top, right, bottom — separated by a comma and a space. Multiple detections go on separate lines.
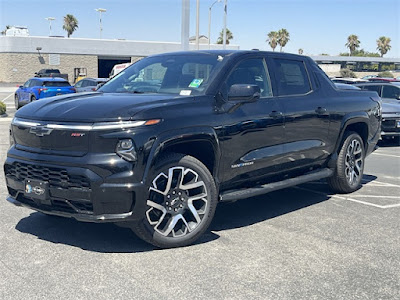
143, 127, 221, 185
335, 113, 369, 154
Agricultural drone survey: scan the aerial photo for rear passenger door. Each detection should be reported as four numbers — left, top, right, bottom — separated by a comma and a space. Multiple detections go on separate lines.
268, 57, 330, 171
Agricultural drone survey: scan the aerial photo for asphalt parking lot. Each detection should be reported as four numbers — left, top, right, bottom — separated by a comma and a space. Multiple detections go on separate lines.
0, 87, 399, 300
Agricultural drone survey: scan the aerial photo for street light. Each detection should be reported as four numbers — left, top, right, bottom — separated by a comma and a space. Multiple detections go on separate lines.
208, 0, 221, 49
45, 17, 55, 36
95, 8, 107, 39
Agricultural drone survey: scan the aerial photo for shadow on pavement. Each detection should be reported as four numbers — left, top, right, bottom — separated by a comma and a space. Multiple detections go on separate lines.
15, 175, 377, 252
378, 138, 400, 148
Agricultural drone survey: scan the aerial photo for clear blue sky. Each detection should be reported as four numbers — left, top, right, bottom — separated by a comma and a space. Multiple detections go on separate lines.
1, 0, 399, 57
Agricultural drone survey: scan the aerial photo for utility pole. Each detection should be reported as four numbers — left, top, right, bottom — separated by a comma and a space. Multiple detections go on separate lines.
196, 0, 200, 50
181, 0, 190, 50
223, 0, 227, 49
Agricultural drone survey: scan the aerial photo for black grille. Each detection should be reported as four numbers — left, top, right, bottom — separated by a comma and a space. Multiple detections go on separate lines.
382, 119, 400, 132
5, 162, 90, 189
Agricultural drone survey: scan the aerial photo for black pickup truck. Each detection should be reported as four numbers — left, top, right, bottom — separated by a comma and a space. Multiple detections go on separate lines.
34, 69, 69, 82
5, 51, 381, 248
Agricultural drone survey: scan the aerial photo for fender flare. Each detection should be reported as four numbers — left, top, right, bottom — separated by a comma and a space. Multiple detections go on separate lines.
334, 112, 369, 154
142, 126, 221, 185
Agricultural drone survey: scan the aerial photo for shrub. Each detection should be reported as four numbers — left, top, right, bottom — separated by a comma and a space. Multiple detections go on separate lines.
377, 71, 394, 78
340, 68, 356, 78
0, 102, 6, 115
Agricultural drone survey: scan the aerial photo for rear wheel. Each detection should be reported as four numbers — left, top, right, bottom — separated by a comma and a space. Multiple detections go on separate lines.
14, 94, 21, 110
328, 132, 365, 193
132, 153, 217, 248
30, 95, 36, 102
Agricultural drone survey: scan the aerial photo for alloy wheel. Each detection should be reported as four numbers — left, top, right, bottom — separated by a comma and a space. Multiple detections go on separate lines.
146, 166, 209, 238
345, 139, 363, 186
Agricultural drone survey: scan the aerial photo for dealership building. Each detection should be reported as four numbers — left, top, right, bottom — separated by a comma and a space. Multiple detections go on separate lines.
0, 36, 239, 83
1, 36, 399, 83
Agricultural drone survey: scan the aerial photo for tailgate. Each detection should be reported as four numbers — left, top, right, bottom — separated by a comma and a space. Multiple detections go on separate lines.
40, 87, 75, 98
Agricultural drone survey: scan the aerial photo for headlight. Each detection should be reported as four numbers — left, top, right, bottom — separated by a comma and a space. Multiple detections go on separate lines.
9, 124, 14, 148
116, 139, 137, 162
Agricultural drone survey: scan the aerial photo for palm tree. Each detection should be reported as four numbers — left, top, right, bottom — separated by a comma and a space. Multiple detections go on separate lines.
63, 14, 78, 38
376, 36, 391, 57
345, 34, 360, 56
266, 31, 278, 51
298, 48, 304, 55
216, 28, 233, 44
277, 28, 290, 52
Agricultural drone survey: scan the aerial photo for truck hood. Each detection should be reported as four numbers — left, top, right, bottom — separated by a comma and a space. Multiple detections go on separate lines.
381, 100, 400, 115
15, 92, 193, 122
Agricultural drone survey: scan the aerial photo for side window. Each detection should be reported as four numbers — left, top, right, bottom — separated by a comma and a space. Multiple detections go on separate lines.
23, 80, 31, 88
30, 80, 39, 87
81, 80, 90, 87
74, 80, 83, 88
225, 58, 272, 97
273, 58, 311, 96
360, 85, 381, 96
382, 86, 400, 100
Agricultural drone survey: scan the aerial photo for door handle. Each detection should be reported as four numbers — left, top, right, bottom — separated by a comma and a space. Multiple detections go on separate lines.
315, 107, 327, 115
269, 111, 283, 118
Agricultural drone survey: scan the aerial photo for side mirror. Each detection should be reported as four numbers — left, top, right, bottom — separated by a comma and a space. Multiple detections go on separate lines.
228, 84, 261, 103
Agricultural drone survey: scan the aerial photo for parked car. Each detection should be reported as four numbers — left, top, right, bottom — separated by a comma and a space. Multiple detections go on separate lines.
334, 83, 361, 90
355, 82, 400, 140
74, 78, 108, 93
331, 78, 368, 84
368, 77, 400, 83
14, 77, 76, 109
362, 75, 378, 80
5, 50, 381, 248
34, 69, 69, 81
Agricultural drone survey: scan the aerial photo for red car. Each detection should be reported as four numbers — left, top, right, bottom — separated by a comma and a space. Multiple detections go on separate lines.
368, 77, 400, 83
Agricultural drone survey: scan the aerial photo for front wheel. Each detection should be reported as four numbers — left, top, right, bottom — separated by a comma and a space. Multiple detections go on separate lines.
328, 132, 365, 193
132, 153, 218, 248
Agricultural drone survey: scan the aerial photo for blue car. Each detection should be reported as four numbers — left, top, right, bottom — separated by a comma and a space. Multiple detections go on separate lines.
14, 77, 76, 110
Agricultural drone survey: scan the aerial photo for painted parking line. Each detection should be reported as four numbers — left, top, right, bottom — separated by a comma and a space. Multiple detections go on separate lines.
293, 185, 400, 209
1, 92, 15, 103
371, 152, 400, 159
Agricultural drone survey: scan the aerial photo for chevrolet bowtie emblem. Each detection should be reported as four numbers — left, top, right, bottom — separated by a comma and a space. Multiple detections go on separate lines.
29, 126, 53, 137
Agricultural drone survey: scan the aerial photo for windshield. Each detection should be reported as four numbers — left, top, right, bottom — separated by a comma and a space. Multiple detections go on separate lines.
99, 54, 224, 95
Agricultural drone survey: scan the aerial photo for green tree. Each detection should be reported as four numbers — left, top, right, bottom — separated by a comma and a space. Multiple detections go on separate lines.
1, 25, 11, 35
377, 71, 394, 78
345, 34, 360, 56
277, 28, 290, 52
266, 31, 278, 51
298, 48, 304, 55
339, 49, 380, 57
376, 36, 391, 57
63, 14, 78, 38
216, 28, 233, 44
340, 68, 356, 78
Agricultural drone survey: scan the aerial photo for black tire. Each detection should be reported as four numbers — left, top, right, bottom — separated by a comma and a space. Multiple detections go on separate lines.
328, 132, 365, 193
30, 95, 36, 102
132, 153, 218, 248
14, 94, 21, 110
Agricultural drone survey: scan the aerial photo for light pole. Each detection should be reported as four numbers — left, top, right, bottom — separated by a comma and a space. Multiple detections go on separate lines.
45, 17, 55, 36
208, 0, 221, 49
195, 0, 200, 50
223, 0, 227, 49
95, 8, 106, 39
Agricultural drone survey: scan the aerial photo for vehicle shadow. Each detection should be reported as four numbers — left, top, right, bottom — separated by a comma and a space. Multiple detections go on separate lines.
378, 138, 400, 148
15, 175, 377, 253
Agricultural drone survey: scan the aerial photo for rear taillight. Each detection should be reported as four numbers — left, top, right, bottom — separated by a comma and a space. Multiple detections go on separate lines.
92, 88, 96, 91
70, 87, 76, 92
38, 88, 48, 94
